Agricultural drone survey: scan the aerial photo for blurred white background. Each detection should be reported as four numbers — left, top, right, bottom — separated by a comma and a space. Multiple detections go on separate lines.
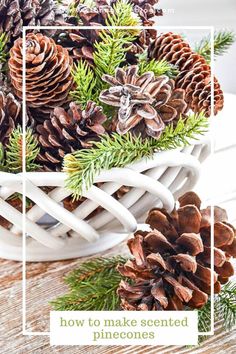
158, 0, 236, 93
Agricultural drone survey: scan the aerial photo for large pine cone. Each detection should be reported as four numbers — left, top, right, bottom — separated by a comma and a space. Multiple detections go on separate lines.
0, 91, 21, 146
99, 65, 188, 139
149, 32, 224, 117
0, 0, 64, 43
117, 192, 236, 311
35, 101, 106, 171
9, 32, 73, 112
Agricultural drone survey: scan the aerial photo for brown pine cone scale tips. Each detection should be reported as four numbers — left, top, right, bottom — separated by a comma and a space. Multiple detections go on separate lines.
0, 0, 64, 42
9, 32, 73, 112
149, 32, 224, 117
117, 192, 236, 311
35, 101, 106, 171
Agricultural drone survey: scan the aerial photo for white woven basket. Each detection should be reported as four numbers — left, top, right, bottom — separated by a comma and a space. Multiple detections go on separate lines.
0, 138, 211, 261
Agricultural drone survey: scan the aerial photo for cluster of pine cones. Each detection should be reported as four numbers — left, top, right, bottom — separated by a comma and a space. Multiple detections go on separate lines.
0, 1, 234, 313
0, 0, 224, 172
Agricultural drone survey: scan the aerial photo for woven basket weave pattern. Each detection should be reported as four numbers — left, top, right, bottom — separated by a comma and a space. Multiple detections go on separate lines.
0, 140, 210, 261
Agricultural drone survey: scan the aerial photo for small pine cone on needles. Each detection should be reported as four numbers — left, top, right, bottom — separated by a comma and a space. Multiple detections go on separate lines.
117, 192, 236, 311
149, 32, 224, 117
8, 32, 73, 113
99, 65, 188, 139
0, 91, 21, 146
0, 0, 65, 42
35, 101, 106, 171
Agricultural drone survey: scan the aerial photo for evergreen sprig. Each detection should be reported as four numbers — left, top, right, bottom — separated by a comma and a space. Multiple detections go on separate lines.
215, 281, 236, 330
0, 33, 8, 68
0, 143, 6, 171
198, 281, 236, 343
93, 0, 141, 79
50, 256, 127, 311
138, 52, 179, 79
6, 127, 40, 173
195, 30, 235, 63
64, 112, 208, 199
70, 60, 98, 108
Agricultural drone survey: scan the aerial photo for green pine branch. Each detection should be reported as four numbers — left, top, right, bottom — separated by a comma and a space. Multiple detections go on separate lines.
63, 112, 208, 199
70, 60, 98, 108
216, 281, 236, 330
138, 51, 179, 79
198, 281, 236, 344
195, 30, 235, 63
6, 126, 40, 173
93, 0, 141, 79
50, 256, 127, 311
0, 143, 6, 171
0, 33, 8, 70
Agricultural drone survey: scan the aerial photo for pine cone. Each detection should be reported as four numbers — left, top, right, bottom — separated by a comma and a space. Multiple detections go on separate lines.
99, 65, 188, 139
35, 101, 106, 171
127, 0, 163, 26
117, 192, 236, 311
70, 0, 112, 26
0, 91, 21, 146
55, 29, 98, 65
149, 32, 224, 117
9, 32, 73, 112
0, 0, 65, 43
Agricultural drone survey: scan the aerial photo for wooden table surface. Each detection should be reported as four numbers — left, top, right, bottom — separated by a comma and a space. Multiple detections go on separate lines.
0, 239, 235, 354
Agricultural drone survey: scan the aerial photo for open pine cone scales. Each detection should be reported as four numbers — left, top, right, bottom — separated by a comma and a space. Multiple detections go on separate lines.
117, 192, 236, 311
100, 65, 188, 139
35, 101, 106, 171
149, 32, 224, 116
0, 0, 64, 42
9, 32, 73, 112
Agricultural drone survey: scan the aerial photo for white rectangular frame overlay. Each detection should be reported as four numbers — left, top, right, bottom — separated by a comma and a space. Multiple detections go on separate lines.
22, 25, 215, 338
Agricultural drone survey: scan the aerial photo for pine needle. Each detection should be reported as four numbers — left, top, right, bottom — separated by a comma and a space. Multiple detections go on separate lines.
70, 60, 98, 108
138, 51, 179, 78
197, 281, 236, 344
6, 126, 40, 173
0, 33, 8, 72
215, 281, 236, 330
63, 112, 209, 199
195, 30, 235, 63
0, 143, 6, 171
93, 0, 141, 79
50, 256, 127, 311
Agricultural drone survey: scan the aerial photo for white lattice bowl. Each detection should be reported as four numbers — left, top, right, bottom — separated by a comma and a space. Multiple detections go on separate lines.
0, 138, 211, 261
